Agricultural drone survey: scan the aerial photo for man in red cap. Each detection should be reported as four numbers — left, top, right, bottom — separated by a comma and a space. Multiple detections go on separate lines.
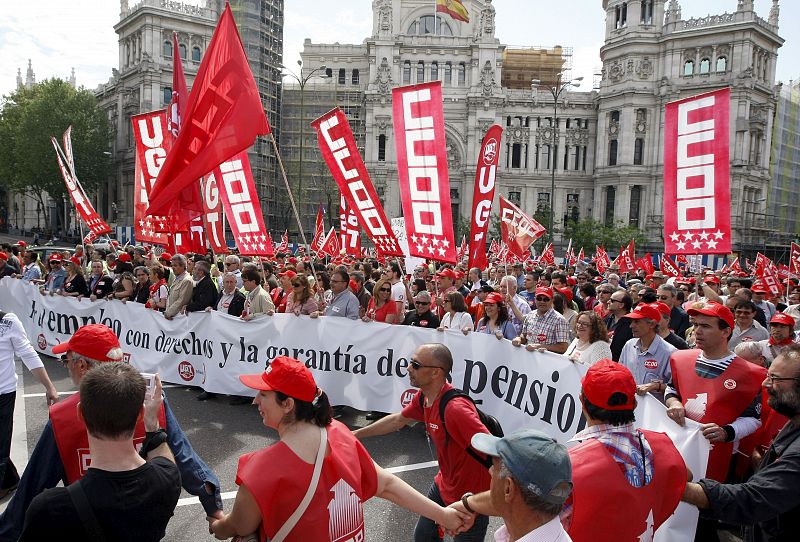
618, 303, 676, 402
755, 312, 797, 364
0, 324, 223, 540
41, 254, 67, 294
434, 267, 457, 318
664, 302, 766, 486
513, 286, 569, 354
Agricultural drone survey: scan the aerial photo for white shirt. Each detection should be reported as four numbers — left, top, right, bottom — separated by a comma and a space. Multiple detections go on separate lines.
440, 311, 473, 330
494, 516, 572, 542
391, 280, 407, 309
1, 313, 44, 394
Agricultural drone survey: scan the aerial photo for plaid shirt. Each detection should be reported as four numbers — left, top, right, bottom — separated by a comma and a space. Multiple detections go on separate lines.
520, 308, 569, 345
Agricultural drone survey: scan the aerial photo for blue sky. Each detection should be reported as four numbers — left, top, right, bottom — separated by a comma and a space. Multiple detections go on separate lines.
1, 0, 796, 96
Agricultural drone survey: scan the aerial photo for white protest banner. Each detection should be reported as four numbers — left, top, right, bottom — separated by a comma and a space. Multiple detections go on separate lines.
391, 218, 425, 276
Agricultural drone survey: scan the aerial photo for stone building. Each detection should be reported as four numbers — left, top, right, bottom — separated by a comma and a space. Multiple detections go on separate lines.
282, 0, 787, 254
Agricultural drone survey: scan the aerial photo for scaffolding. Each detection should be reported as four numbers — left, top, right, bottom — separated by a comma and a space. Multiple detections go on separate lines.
501, 46, 573, 90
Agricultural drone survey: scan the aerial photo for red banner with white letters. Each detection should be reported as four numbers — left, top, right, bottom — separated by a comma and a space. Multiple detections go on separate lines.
318, 227, 341, 258
339, 196, 362, 257
499, 195, 546, 258
391, 82, 457, 263
468, 124, 502, 270
618, 239, 636, 272
201, 176, 228, 254
660, 254, 680, 278
664, 88, 731, 255
311, 108, 402, 256
131, 110, 173, 244
209, 150, 273, 256
755, 253, 782, 296
312, 206, 325, 253
51, 137, 112, 238
790, 242, 800, 276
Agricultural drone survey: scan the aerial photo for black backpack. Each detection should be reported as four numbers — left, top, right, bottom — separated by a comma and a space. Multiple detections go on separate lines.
419, 388, 504, 469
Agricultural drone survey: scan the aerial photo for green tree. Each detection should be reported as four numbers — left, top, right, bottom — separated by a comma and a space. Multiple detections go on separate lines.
563, 218, 647, 255
0, 78, 112, 232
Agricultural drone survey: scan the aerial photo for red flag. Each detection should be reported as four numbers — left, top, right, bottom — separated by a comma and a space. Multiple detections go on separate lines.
660, 254, 680, 278
147, 4, 271, 216
168, 32, 187, 138
392, 82, 457, 263
467, 124, 502, 270
436, 0, 470, 22
594, 246, 611, 274
777, 264, 791, 280
51, 137, 112, 238
539, 243, 555, 267
664, 88, 732, 255
173, 217, 206, 254
339, 197, 362, 257
636, 253, 655, 275
200, 175, 228, 254
790, 242, 800, 276
618, 240, 636, 272
208, 150, 273, 256
676, 254, 688, 266
577, 247, 585, 263
312, 206, 325, 253
318, 228, 341, 258
312, 108, 401, 256
458, 235, 467, 260
499, 195, 546, 258
276, 231, 289, 253
489, 239, 500, 257
131, 110, 174, 244
755, 253, 781, 296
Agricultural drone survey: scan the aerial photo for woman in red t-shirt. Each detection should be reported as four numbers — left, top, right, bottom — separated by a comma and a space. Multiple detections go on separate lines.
209, 357, 466, 541
363, 278, 400, 324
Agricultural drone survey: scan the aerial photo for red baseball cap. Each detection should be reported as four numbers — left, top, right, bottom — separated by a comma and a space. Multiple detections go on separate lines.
770, 312, 795, 327
556, 287, 573, 302
535, 286, 554, 299
67, 256, 81, 266
159, 252, 172, 261
288, 257, 298, 264
117, 253, 132, 263
704, 275, 720, 285
436, 268, 456, 280
566, 277, 577, 287
51, 324, 124, 362
687, 301, 735, 329
279, 270, 297, 279
623, 304, 661, 322
49, 254, 63, 263
239, 356, 317, 402
484, 292, 504, 304
581, 358, 636, 411
453, 269, 465, 280
15, 240, 27, 248
652, 302, 671, 318
751, 283, 769, 294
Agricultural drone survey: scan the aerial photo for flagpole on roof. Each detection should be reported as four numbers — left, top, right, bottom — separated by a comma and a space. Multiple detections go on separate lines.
268, 133, 319, 279
434, 0, 438, 35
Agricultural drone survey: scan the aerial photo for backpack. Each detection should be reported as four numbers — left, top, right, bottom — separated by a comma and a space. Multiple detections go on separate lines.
419, 388, 504, 469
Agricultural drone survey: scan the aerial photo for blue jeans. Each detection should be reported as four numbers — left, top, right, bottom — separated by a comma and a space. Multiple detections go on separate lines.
0, 396, 222, 542
414, 481, 489, 542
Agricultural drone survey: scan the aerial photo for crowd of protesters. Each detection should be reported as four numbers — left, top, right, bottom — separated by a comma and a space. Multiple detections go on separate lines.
2, 237, 800, 541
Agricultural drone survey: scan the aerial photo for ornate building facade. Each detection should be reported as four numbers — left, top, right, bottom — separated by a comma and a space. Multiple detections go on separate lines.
282, 0, 786, 254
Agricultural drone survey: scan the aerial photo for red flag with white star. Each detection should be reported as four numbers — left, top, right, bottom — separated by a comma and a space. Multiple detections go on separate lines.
790, 242, 800, 276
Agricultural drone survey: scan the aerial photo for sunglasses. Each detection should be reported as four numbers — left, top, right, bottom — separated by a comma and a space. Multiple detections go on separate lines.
415, 301, 430, 305
409, 359, 442, 370
380, 288, 391, 292
292, 282, 302, 287
535, 296, 551, 301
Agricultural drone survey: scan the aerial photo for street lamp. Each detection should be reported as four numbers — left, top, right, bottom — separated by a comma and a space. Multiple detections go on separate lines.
281, 60, 329, 231
531, 74, 583, 246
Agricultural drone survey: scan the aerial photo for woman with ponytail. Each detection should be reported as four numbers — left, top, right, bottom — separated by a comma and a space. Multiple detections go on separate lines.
210, 356, 468, 541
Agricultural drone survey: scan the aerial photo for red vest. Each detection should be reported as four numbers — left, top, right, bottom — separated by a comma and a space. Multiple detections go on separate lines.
670, 350, 766, 481
568, 431, 686, 542
50, 392, 167, 484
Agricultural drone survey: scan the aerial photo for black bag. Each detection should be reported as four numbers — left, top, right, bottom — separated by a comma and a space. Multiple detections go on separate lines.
419, 388, 504, 469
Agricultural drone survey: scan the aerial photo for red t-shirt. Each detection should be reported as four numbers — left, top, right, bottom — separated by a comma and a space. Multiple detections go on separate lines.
367, 298, 399, 323
236, 420, 378, 542
401, 383, 491, 504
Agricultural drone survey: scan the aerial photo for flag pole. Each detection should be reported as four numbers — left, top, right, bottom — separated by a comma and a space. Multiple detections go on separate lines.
268, 132, 320, 281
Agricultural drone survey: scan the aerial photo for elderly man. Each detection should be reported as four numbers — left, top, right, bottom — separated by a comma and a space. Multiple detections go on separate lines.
164, 254, 193, 320
218, 255, 243, 288
499, 275, 531, 336
730, 301, 769, 349
618, 303, 676, 401
681, 345, 800, 541
210, 272, 245, 317
513, 286, 569, 354
453, 430, 573, 541
186, 260, 218, 313
751, 284, 777, 322
403, 291, 441, 328
657, 283, 690, 339
0, 324, 222, 541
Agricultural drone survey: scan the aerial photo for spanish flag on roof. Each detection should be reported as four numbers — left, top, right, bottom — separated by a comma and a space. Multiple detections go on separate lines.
436, 0, 470, 23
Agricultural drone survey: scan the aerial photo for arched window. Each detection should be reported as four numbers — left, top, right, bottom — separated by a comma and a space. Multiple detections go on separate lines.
430, 62, 438, 81
457, 62, 466, 85
352, 69, 359, 85
716, 56, 727, 73
403, 61, 411, 84
417, 61, 425, 83
191, 46, 201, 62
684, 60, 694, 76
325, 67, 333, 78
409, 15, 452, 36
179, 44, 187, 60
700, 58, 711, 74
163, 40, 172, 58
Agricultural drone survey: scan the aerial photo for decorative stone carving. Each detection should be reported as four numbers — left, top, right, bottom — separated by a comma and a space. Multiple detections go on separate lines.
534, 127, 552, 143
626, 59, 635, 74
636, 57, 654, 79
445, 136, 462, 170
683, 13, 735, 28
474, 0, 496, 41
566, 128, 589, 145
480, 61, 496, 97
608, 60, 625, 82
376, 57, 392, 95
375, 115, 390, 133
376, 0, 392, 34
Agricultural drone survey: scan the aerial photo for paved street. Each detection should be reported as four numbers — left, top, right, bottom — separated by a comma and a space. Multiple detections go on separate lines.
3, 354, 505, 541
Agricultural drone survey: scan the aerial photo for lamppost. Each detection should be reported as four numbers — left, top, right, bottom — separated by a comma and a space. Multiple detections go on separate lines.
281, 60, 329, 232
531, 74, 583, 246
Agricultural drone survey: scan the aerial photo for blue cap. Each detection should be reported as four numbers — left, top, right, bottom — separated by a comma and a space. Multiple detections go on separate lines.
472, 429, 572, 505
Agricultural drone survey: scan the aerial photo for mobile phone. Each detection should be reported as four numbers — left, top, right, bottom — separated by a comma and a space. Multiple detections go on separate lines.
217, 261, 224, 271
140, 372, 158, 400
